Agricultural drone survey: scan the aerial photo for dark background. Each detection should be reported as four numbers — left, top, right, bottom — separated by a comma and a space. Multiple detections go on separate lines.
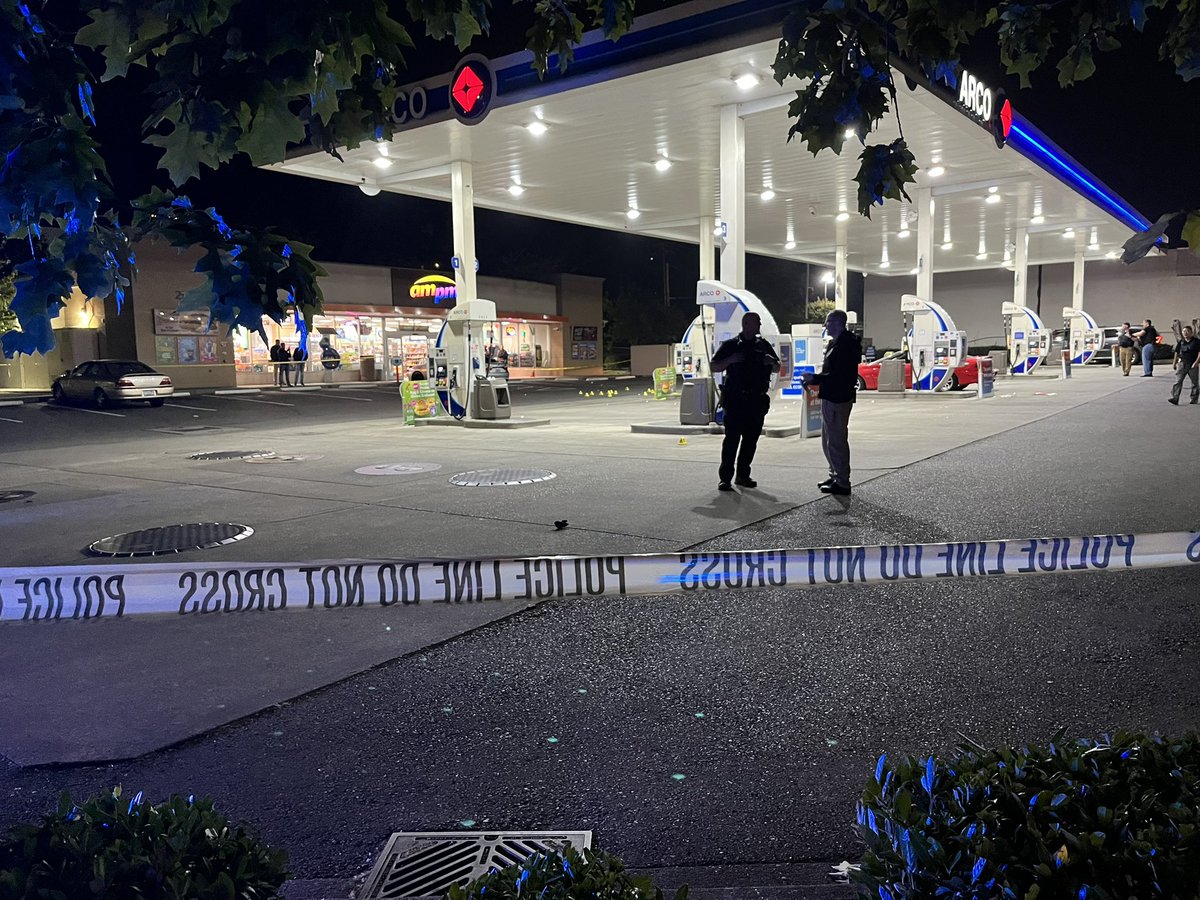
80, 2, 1200, 348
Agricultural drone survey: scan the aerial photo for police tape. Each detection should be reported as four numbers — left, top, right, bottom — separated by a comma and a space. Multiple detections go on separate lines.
1, 530, 1197, 624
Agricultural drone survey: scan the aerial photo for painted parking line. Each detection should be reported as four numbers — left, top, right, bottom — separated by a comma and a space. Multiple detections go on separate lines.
303, 392, 373, 401
165, 402, 219, 412
213, 395, 294, 407
53, 406, 126, 418
0, 416, 22, 423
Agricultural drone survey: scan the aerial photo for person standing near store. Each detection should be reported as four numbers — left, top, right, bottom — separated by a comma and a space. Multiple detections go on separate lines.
1134, 318, 1158, 376
709, 312, 780, 492
1117, 322, 1136, 376
270, 339, 287, 386
802, 309, 862, 497
292, 342, 308, 386
1168, 325, 1199, 405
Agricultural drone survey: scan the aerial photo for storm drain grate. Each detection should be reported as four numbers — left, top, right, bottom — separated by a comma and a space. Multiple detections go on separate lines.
88, 522, 254, 557
0, 490, 35, 504
189, 450, 271, 460
359, 831, 591, 900
355, 463, 444, 476
242, 452, 324, 464
449, 468, 557, 487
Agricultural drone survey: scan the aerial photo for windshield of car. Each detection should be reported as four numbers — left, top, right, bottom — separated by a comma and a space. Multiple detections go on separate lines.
106, 361, 156, 377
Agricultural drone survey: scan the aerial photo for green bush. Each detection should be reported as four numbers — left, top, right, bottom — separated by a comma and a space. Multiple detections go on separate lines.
853, 730, 1200, 899
0, 786, 288, 899
445, 845, 686, 900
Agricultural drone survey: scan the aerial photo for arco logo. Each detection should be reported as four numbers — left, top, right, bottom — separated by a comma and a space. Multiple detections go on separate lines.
449, 56, 494, 124
410, 275, 457, 304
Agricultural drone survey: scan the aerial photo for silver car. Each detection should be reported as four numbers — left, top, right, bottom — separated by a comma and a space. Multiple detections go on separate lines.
52, 360, 174, 409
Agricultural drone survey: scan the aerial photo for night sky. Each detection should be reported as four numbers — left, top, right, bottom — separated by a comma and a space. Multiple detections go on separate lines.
86, 4, 1200, 330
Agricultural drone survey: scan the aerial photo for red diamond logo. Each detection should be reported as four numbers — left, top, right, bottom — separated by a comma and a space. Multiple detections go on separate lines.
452, 66, 485, 114
999, 98, 1013, 138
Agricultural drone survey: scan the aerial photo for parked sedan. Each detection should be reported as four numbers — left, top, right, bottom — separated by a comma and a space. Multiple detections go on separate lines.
52, 360, 174, 408
857, 354, 980, 391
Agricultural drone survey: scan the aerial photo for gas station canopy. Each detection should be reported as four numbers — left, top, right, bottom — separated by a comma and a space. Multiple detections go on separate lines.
271, 0, 1150, 277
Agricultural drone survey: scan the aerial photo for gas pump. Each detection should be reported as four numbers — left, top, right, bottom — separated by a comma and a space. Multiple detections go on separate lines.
677, 281, 785, 425
1062, 307, 1103, 365
432, 299, 499, 418
901, 295, 967, 391
1002, 302, 1051, 374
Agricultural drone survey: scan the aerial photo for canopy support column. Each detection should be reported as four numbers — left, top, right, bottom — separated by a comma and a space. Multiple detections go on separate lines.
450, 159, 477, 304
834, 243, 848, 311
1072, 238, 1086, 310
718, 104, 745, 289
916, 187, 934, 302
1013, 226, 1029, 308
700, 215, 716, 281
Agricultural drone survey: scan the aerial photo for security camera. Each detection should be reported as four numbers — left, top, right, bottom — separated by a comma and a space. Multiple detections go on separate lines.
809, 206, 817, 216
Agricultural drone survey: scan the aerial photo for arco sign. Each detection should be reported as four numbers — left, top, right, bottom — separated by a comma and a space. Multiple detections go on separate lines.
449, 55, 495, 125
956, 68, 1013, 148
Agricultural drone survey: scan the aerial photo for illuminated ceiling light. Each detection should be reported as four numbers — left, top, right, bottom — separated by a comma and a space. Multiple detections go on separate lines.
909, 266, 920, 274
1088, 243, 1100, 251
760, 189, 776, 201
986, 193, 1001, 204
897, 228, 910, 238
1030, 215, 1045, 225
879, 261, 891, 269
975, 252, 987, 260
820, 271, 834, 284
358, 182, 381, 197
1105, 250, 1119, 259
507, 183, 525, 196
713, 224, 724, 235
372, 157, 393, 169
626, 207, 641, 220
844, 128, 856, 140
655, 156, 672, 172
1063, 228, 1075, 238
987, 185, 999, 193
526, 121, 548, 136
836, 211, 850, 222
941, 241, 954, 250
377, 144, 390, 157
784, 240, 796, 250
731, 65, 760, 90
927, 165, 945, 177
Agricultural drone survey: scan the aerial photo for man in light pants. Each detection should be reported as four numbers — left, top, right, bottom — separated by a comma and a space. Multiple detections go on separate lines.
803, 310, 862, 497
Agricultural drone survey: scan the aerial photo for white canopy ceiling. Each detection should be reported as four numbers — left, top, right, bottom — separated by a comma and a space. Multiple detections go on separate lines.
271, 6, 1147, 278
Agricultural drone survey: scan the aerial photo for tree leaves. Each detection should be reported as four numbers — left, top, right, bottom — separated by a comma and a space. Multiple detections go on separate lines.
855, 139, 918, 216
75, 6, 136, 80
1121, 210, 1179, 263
235, 91, 307, 167
1181, 211, 1200, 251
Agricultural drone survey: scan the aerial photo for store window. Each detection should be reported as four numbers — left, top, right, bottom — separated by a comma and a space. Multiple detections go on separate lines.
153, 309, 221, 366
481, 320, 553, 368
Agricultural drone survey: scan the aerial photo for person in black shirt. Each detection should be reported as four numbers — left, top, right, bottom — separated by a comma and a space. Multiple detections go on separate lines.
1168, 325, 1199, 405
802, 310, 863, 496
709, 312, 780, 492
1134, 318, 1158, 376
1117, 322, 1136, 376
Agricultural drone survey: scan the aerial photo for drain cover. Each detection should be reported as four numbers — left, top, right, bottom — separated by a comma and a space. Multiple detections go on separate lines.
88, 523, 254, 557
157, 425, 224, 435
355, 463, 443, 476
189, 450, 271, 460
242, 452, 324, 464
360, 831, 591, 900
449, 468, 557, 486
0, 490, 35, 504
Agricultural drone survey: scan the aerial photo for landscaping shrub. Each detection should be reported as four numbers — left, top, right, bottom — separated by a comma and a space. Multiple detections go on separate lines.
853, 730, 1200, 899
445, 845, 686, 900
0, 786, 288, 899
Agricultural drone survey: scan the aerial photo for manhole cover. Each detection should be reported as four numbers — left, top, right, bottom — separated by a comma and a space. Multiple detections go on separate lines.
242, 452, 324, 464
355, 463, 443, 476
0, 490, 35, 503
449, 468, 557, 486
360, 831, 591, 900
88, 523, 254, 557
157, 425, 224, 435
189, 450, 271, 460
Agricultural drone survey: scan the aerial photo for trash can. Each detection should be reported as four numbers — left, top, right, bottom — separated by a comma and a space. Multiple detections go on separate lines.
877, 358, 905, 392
359, 355, 377, 382
989, 349, 1008, 376
470, 377, 512, 420
679, 377, 715, 425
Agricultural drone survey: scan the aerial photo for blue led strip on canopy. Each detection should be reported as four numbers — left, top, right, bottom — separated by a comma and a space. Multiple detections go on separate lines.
1007, 117, 1151, 232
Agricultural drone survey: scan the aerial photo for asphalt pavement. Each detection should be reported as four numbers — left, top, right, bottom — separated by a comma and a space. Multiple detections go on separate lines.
1, 371, 1198, 898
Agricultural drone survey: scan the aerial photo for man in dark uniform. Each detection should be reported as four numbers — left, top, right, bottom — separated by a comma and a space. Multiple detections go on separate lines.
1168, 324, 1199, 405
710, 312, 780, 492
802, 309, 862, 496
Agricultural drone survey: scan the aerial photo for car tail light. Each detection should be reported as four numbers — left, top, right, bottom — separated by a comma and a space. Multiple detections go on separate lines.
117, 379, 135, 387
159, 377, 172, 386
